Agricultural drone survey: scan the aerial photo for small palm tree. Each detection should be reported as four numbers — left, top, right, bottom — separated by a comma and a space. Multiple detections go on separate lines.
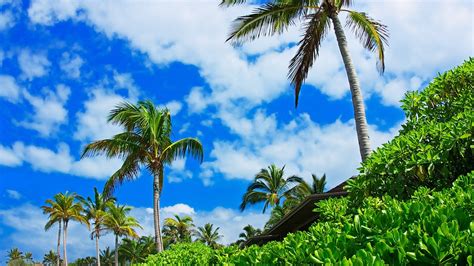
23, 253, 33, 265
82, 100, 204, 252
236, 225, 262, 246
285, 174, 327, 210
103, 203, 142, 266
264, 205, 286, 230
7, 248, 22, 262
42, 251, 58, 266
81, 187, 116, 266
42, 192, 88, 266
195, 223, 222, 248
162, 215, 195, 244
99, 247, 113, 266
240, 164, 303, 213
223, 0, 388, 161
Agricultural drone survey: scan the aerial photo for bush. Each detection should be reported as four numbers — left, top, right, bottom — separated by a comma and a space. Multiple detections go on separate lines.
347, 58, 474, 203
138, 172, 473, 265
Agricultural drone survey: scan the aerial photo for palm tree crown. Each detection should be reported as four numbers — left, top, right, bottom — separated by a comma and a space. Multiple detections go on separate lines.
223, 0, 389, 161
82, 100, 204, 252
195, 223, 222, 248
240, 164, 303, 213
162, 215, 195, 245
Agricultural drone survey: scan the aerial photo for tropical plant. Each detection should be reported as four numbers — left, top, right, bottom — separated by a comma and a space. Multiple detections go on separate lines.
81, 187, 116, 266
240, 164, 303, 213
7, 248, 22, 262
99, 247, 113, 266
162, 215, 194, 246
284, 173, 327, 210
82, 100, 204, 252
195, 223, 222, 248
23, 253, 33, 265
43, 251, 59, 266
71, 256, 96, 266
236, 225, 262, 246
103, 203, 141, 266
347, 58, 474, 203
118, 237, 156, 264
264, 205, 286, 231
42, 192, 88, 266
223, 0, 389, 162
138, 242, 214, 266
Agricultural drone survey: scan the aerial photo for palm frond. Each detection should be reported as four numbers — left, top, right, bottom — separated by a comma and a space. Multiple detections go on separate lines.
103, 154, 141, 197
346, 11, 388, 73
219, 0, 247, 7
227, 3, 303, 44
240, 191, 267, 212
161, 138, 204, 163
289, 11, 331, 107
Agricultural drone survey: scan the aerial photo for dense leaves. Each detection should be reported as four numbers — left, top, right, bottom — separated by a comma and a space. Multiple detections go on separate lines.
140, 172, 473, 265
347, 58, 474, 203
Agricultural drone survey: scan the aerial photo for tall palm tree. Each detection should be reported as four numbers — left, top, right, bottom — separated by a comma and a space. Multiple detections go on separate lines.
82, 100, 204, 252
162, 215, 195, 245
42, 192, 88, 266
240, 164, 303, 213
194, 223, 222, 248
7, 248, 22, 263
42, 251, 58, 266
81, 187, 116, 266
41, 206, 62, 266
99, 247, 113, 266
223, 0, 388, 161
236, 224, 262, 246
103, 203, 141, 266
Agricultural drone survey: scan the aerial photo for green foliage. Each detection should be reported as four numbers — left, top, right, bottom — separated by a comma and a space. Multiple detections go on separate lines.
348, 58, 474, 203
139, 172, 474, 265
137, 242, 214, 266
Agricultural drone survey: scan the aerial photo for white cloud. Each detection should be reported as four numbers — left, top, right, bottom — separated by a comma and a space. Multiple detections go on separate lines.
59, 52, 83, 79
0, 144, 22, 167
161, 100, 182, 116
161, 203, 195, 216
0, 74, 20, 102
0, 10, 14, 30
17, 49, 50, 80
6, 189, 21, 200
18, 84, 71, 137
166, 158, 193, 183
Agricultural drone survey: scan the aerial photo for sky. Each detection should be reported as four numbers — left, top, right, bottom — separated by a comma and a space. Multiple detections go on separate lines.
0, 0, 472, 262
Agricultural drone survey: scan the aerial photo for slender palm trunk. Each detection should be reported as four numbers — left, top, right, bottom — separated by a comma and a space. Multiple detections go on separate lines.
57, 221, 62, 266
153, 172, 164, 252
331, 14, 371, 161
114, 234, 118, 266
63, 220, 68, 266
95, 234, 101, 266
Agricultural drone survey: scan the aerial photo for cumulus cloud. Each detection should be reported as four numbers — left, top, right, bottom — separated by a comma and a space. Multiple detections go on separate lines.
18, 84, 71, 137
5, 189, 21, 200
59, 52, 83, 79
17, 49, 50, 80
0, 74, 21, 102
0, 144, 22, 167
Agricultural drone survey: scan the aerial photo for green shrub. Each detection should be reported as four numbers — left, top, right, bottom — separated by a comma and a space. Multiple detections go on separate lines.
138, 172, 473, 265
347, 58, 473, 202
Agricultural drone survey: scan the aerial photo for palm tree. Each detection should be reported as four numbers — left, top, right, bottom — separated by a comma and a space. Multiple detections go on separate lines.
81, 187, 116, 266
194, 223, 222, 248
82, 100, 204, 252
236, 225, 262, 246
42, 192, 88, 266
162, 215, 195, 246
23, 253, 33, 265
264, 205, 286, 230
41, 204, 61, 266
99, 248, 113, 266
103, 203, 141, 266
223, 0, 388, 161
42, 251, 58, 266
240, 164, 303, 213
7, 248, 22, 263
285, 173, 327, 209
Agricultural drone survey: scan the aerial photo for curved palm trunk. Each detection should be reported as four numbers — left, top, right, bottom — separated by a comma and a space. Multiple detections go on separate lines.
57, 221, 62, 266
95, 235, 101, 266
63, 221, 68, 266
114, 235, 118, 266
331, 14, 371, 161
153, 173, 164, 252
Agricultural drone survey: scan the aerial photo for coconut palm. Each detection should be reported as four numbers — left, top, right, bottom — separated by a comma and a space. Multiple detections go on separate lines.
103, 203, 141, 266
7, 248, 22, 262
264, 205, 286, 230
81, 187, 116, 266
240, 164, 303, 213
23, 253, 33, 265
195, 223, 222, 248
41, 205, 62, 266
236, 225, 262, 246
42, 251, 58, 266
162, 215, 194, 245
42, 192, 88, 266
223, 0, 388, 161
99, 248, 113, 266
82, 100, 204, 252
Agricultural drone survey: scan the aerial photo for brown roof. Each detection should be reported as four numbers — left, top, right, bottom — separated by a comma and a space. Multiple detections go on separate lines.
244, 180, 349, 247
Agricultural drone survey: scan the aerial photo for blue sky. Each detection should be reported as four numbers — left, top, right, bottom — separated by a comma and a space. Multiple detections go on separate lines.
0, 0, 472, 262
